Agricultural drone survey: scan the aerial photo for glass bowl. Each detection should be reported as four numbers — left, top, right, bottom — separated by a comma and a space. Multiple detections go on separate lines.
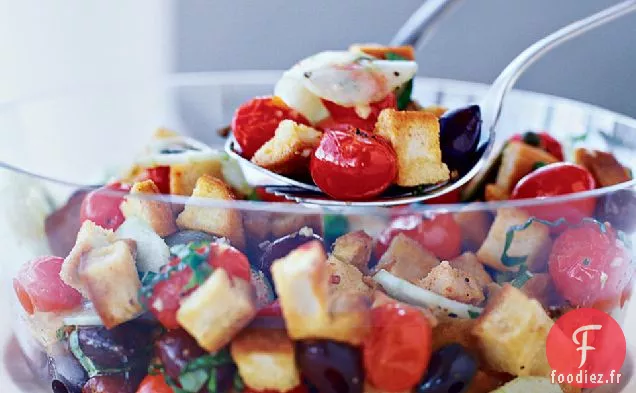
1, 72, 635, 393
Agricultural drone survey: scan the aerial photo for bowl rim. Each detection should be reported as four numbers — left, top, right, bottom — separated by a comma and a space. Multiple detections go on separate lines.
2, 71, 636, 215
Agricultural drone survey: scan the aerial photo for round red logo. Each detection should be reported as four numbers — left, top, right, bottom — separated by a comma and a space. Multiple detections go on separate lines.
546, 308, 626, 388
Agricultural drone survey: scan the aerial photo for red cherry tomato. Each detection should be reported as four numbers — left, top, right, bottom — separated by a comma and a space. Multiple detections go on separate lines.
208, 243, 251, 282
136, 374, 174, 393
376, 214, 462, 260
363, 302, 433, 392
144, 166, 171, 194
13, 256, 83, 315
549, 222, 634, 308
310, 128, 397, 200
318, 92, 396, 132
511, 131, 564, 161
511, 163, 596, 226
253, 186, 290, 203
80, 182, 131, 230
232, 96, 310, 159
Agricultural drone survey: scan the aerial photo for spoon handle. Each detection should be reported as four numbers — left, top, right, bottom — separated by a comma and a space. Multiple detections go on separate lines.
390, 0, 463, 47
483, 0, 636, 128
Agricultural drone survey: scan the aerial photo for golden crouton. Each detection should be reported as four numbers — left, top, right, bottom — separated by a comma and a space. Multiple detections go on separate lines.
231, 329, 300, 393
271, 241, 371, 345
120, 180, 177, 237
419, 261, 485, 305
453, 210, 492, 251
476, 208, 551, 272
177, 269, 256, 352
432, 318, 481, 360
484, 184, 510, 202
472, 285, 553, 378
375, 109, 450, 186
327, 256, 372, 297
170, 159, 225, 197
251, 120, 323, 175
78, 240, 142, 328
495, 141, 559, 193
331, 230, 373, 273
574, 147, 631, 187
449, 253, 493, 290
375, 233, 440, 283
176, 174, 246, 249
61, 220, 117, 296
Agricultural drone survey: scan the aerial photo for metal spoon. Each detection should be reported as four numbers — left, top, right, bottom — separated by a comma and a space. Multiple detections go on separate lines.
229, 0, 636, 206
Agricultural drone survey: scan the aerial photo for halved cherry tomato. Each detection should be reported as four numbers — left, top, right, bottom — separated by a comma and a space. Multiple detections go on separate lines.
363, 302, 433, 392
375, 213, 462, 260
318, 92, 396, 133
145, 244, 251, 329
511, 163, 596, 226
136, 374, 174, 393
13, 256, 83, 315
232, 96, 310, 159
511, 131, 564, 161
310, 128, 397, 200
80, 182, 131, 230
144, 166, 171, 194
549, 222, 634, 309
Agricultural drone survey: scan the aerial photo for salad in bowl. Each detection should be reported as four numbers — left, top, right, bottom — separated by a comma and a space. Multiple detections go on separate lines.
3, 45, 636, 393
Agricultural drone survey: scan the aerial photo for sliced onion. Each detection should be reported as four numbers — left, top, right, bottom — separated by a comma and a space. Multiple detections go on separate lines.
373, 269, 483, 319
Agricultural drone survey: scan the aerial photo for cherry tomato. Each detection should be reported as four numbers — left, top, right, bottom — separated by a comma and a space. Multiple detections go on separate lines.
375, 214, 462, 260
310, 128, 397, 200
318, 92, 396, 133
232, 96, 310, 159
208, 243, 251, 282
511, 163, 596, 226
252, 186, 290, 203
144, 166, 171, 194
549, 222, 634, 309
80, 182, 131, 230
136, 374, 174, 393
511, 131, 564, 161
363, 302, 433, 392
13, 256, 83, 315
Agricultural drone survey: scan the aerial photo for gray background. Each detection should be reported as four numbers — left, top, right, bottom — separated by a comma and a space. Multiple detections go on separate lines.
175, 0, 636, 117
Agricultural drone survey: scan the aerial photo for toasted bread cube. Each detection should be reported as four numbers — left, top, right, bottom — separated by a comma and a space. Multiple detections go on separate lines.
327, 255, 372, 297
375, 233, 439, 283
485, 184, 509, 202
495, 141, 559, 193
271, 241, 370, 345
331, 230, 373, 273
120, 180, 177, 237
252, 120, 323, 175
170, 159, 225, 197
473, 285, 553, 377
449, 252, 493, 290
432, 318, 480, 359
476, 208, 551, 272
419, 261, 485, 305
78, 240, 142, 328
61, 220, 117, 296
231, 329, 300, 393
177, 269, 256, 352
176, 174, 246, 249
574, 147, 631, 187
375, 109, 450, 186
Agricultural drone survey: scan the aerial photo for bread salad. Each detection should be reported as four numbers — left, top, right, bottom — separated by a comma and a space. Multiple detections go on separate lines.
13, 45, 636, 393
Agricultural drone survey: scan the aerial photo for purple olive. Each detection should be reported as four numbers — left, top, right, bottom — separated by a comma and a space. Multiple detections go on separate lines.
49, 342, 88, 393
45, 189, 90, 257
81, 375, 134, 393
595, 189, 636, 233
213, 363, 238, 393
155, 329, 206, 379
439, 105, 482, 173
415, 344, 477, 393
258, 230, 323, 281
295, 340, 363, 393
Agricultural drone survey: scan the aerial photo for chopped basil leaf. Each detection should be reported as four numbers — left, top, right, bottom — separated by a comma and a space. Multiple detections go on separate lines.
323, 214, 349, 246
69, 330, 99, 377
468, 310, 481, 319
532, 161, 547, 171
207, 368, 218, 393
180, 369, 209, 392
510, 266, 533, 288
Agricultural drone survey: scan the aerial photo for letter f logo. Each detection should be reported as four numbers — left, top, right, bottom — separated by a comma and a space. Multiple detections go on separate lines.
572, 324, 603, 369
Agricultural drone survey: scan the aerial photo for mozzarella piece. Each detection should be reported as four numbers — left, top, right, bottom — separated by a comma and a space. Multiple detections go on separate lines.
274, 74, 329, 124
116, 217, 170, 273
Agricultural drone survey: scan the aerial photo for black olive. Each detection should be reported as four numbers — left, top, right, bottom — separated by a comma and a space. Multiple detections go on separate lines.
164, 230, 218, 248
81, 375, 134, 393
45, 189, 90, 257
439, 105, 482, 174
155, 329, 206, 380
213, 363, 238, 393
295, 340, 363, 393
415, 344, 477, 393
49, 342, 88, 393
595, 189, 636, 233
76, 320, 156, 371
258, 231, 322, 282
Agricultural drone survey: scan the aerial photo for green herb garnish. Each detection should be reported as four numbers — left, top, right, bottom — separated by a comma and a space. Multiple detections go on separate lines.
468, 310, 481, 319
324, 214, 349, 246
510, 265, 533, 288
532, 161, 547, 171
385, 52, 414, 110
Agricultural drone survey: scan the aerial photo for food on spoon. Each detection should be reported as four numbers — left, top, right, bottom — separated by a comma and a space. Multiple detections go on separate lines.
375, 109, 450, 187
438, 105, 482, 173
